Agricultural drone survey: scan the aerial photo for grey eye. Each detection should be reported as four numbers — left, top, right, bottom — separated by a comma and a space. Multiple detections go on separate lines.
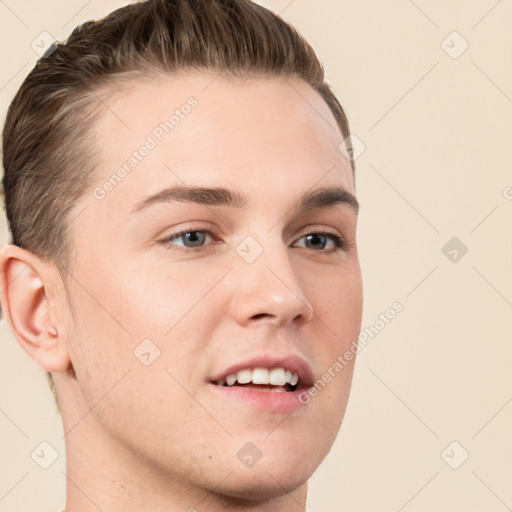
169, 231, 208, 247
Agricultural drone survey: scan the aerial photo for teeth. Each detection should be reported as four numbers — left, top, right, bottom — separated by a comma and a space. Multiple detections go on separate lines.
221, 367, 300, 388
269, 368, 287, 386
236, 369, 252, 384
252, 367, 269, 384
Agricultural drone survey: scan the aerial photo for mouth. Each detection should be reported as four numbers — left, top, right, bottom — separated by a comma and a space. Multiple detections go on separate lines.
213, 366, 301, 393
208, 355, 313, 413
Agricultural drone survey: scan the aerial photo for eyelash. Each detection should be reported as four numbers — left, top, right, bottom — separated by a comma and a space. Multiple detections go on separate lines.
159, 225, 346, 253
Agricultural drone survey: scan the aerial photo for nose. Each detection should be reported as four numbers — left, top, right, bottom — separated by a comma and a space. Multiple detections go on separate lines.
229, 239, 314, 328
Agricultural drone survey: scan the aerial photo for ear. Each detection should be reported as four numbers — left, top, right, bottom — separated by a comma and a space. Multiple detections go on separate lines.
0, 244, 70, 372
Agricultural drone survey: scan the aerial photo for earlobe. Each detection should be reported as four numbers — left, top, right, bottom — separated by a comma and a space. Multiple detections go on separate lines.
0, 244, 70, 372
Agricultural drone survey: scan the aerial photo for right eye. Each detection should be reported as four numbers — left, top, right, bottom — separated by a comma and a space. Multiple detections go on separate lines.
162, 229, 216, 249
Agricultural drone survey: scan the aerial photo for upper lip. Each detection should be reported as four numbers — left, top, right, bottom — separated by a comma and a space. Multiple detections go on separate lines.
209, 354, 314, 387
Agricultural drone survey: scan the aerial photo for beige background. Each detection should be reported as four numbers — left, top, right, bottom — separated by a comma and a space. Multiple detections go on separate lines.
1, 1, 511, 511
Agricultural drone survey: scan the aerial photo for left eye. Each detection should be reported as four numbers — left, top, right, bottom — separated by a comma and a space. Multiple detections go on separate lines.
294, 233, 343, 251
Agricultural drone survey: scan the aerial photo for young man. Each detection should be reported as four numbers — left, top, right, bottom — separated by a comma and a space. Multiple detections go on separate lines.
0, 0, 362, 510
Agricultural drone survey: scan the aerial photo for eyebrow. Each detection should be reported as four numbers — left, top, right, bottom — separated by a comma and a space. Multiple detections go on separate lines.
130, 185, 359, 215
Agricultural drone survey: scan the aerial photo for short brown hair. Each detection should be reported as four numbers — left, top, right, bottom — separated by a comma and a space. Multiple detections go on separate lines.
1, 0, 353, 405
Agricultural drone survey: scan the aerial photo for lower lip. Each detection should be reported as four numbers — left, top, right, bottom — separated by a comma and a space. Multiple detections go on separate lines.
209, 384, 309, 413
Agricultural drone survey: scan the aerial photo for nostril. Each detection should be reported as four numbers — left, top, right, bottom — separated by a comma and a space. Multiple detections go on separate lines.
252, 313, 270, 320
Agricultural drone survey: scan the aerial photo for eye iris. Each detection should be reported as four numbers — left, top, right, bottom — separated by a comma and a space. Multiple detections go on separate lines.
305, 234, 327, 250
182, 231, 205, 247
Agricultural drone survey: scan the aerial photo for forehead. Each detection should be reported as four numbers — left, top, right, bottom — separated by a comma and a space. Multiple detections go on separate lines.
87, 71, 354, 211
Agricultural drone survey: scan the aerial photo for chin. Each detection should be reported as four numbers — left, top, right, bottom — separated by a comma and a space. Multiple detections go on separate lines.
211, 435, 328, 502
214, 464, 311, 502
199, 411, 340, 501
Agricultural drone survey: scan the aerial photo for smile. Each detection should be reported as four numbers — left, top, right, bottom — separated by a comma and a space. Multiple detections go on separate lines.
214, 366, 300, 392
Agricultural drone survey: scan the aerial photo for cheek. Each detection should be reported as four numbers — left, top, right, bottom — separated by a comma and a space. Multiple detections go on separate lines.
64, 258, 223, 398
68, 256, 206, 340
64, 289, 133, 410
302, 262, 362, 411
307, 262, 363, 336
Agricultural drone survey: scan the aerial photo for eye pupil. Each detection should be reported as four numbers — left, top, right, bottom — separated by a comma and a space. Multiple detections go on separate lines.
306, 234, 326, 250
183, 231, 205, 247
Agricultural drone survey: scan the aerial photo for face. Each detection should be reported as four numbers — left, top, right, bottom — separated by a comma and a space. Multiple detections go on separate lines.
60, 72, 362, 499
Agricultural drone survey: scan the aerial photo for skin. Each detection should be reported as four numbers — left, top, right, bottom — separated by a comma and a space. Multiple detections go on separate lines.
0, 72, 362, 511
